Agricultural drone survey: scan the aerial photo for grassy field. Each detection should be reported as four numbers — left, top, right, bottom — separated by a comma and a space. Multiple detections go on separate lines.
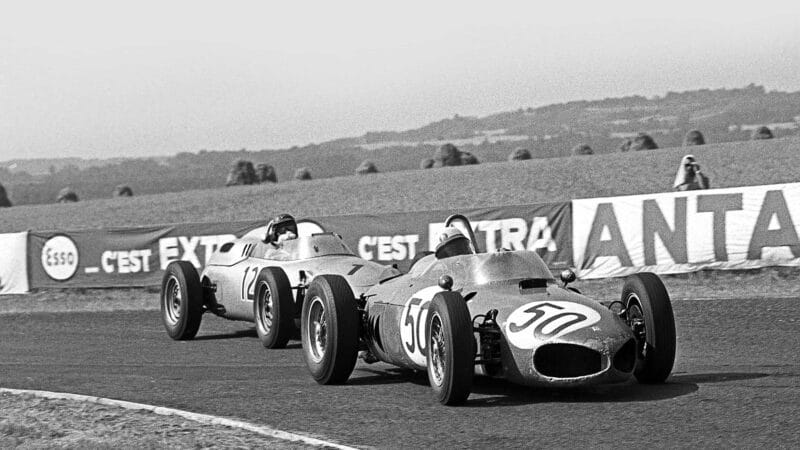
1, 136, 799, 233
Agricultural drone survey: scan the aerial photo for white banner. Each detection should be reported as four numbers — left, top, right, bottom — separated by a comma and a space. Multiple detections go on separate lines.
0, 232, 29, 294
573, 183, 800, 279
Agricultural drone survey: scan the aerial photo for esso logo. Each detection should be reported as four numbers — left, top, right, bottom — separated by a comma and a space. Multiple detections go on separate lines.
41, 235, 80, 281
400, 286, 443, 367
504, 301, 601, 349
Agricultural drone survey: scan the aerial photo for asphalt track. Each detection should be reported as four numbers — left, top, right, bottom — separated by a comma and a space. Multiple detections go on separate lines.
1, 298, 798, 448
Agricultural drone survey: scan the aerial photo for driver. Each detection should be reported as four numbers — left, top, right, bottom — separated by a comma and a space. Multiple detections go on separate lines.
435, 227, 474, 259
265, 213, 299, 245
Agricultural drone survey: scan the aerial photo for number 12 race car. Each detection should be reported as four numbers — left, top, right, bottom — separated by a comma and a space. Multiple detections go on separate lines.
300, 215, 677, 405
160, 218, 399, 348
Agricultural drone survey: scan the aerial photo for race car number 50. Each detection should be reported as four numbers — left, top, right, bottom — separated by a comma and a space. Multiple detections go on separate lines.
504, 301, 601, 349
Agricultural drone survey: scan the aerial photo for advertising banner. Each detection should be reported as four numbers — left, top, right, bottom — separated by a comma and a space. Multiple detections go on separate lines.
26, 202, 572, 289
0, 232, 29, 294
314, 202, 573, 271
573, 182, 800, 279
29, 222, 261, 288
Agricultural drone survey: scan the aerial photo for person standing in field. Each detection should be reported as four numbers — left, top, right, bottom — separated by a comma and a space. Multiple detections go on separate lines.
673, 154, 710, 191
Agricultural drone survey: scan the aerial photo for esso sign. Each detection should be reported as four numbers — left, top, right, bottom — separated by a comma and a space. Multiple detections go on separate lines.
41, 235, 80, 281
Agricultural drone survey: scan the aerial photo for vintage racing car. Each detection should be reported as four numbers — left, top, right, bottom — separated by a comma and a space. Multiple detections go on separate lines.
300, 214, 676, 405
160, 217, 400, 348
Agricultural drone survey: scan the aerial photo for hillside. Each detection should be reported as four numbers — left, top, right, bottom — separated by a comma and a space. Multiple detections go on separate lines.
2, 136, 799, 233
1, 84, 798, 206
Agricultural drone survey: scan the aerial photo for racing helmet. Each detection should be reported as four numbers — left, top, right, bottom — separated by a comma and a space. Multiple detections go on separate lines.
435, 227, 474, 259
266, 214, 298, 243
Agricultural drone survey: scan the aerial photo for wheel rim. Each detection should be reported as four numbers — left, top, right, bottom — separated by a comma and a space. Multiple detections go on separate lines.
626, 293, 647, 356
256, 282, 273, 335
428, 312, 445, 387
164, 276, 182, 326
306, 297, 327, 363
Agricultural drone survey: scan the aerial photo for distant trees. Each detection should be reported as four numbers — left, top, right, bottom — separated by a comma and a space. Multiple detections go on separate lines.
620, 133, 658, 151
433, 143, 463, 167
225, 159, 257, 186
508, 148, 532, 161
571, 143, 593, 156
113, 185, 133, 197
56, 187, 79, 203
0, 183, 11, 207
751, 126, 773, 140
256, 163, 277, 183
294, 167, 312, 180
683, 130, 706, 146
355, 160, 379, 175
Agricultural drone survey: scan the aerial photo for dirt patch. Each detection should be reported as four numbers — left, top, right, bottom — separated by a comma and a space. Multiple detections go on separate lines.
0, 392, 314, 449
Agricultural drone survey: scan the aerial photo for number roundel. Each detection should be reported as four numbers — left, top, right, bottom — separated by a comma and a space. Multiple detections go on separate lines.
400, 286, 443, 366
504, 301, 601, 349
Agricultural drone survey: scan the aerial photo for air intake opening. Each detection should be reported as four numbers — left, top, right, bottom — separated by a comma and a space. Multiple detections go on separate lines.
534, 343, 602, 378
613, 338, 637, 373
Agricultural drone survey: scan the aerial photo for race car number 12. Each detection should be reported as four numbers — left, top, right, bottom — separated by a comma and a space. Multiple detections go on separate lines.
241, 266, 259, 300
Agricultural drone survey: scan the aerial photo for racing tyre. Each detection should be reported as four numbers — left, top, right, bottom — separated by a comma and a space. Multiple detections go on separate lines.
426, 291, 474, 405
161, 261, 204, 340
301, 275, 359, 384
254, 267, 294, 349
622, 272, 676, 383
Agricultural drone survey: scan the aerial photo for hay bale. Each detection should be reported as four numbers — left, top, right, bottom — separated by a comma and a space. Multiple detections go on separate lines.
508, 148, 532, 161
0, 183, 11, 207
113, 184, 133, 197
630, 133, 658, 151
683, 130, 705, 146
294, 167, 312, 180
420, 158, 435, 169
56, 187, 79, 203
256, 163, 277, 183
433, 143, 462, 167
751, 126, 773, 140
225, 159, 257, 186
460, 151, 479, 165
571, 143, 593, 156
355, 160, 379, 175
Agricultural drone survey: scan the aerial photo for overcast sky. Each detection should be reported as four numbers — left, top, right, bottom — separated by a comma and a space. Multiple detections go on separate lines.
1, 0, 799, 161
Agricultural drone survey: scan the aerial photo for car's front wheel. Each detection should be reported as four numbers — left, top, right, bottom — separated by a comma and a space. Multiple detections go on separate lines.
622, 272, 676, 383
161, 261, 203, 340
426, 291, 474, 405
301, 275, 359, 384
253, 267, 294, 349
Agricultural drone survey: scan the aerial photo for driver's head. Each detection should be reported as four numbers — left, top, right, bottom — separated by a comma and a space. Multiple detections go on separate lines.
266, 214, 298, 243
435, 227, 474, 259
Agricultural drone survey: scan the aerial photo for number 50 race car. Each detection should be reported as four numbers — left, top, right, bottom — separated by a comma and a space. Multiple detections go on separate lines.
160, 223, 399, 348
300, 214, 676, 405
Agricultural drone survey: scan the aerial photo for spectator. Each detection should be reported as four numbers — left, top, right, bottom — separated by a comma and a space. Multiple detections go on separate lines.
673, 155, 709, 191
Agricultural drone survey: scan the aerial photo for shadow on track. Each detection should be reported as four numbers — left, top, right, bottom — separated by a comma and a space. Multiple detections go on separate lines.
669, 372, 769, 384
193, 328, 258, 341
348, 367, 429, 386
464, 371, 769, 407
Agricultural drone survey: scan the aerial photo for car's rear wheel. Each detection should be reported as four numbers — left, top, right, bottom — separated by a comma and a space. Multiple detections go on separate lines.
161, 261, 203, 340
622, 272, 676, 383
254, 267, 294, 349
301, 275, 359, 384
426, 291, 474, 405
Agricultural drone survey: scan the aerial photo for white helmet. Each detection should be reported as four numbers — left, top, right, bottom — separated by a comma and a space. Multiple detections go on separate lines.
435, 227, 474, 259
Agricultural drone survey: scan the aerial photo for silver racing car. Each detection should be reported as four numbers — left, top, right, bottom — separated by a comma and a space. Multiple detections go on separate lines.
299, 214, 676, 405
160, 214, 399, 348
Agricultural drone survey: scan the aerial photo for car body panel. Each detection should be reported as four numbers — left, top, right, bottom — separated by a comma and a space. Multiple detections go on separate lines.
362, 250, 638, 387
201, 233, 400, 321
